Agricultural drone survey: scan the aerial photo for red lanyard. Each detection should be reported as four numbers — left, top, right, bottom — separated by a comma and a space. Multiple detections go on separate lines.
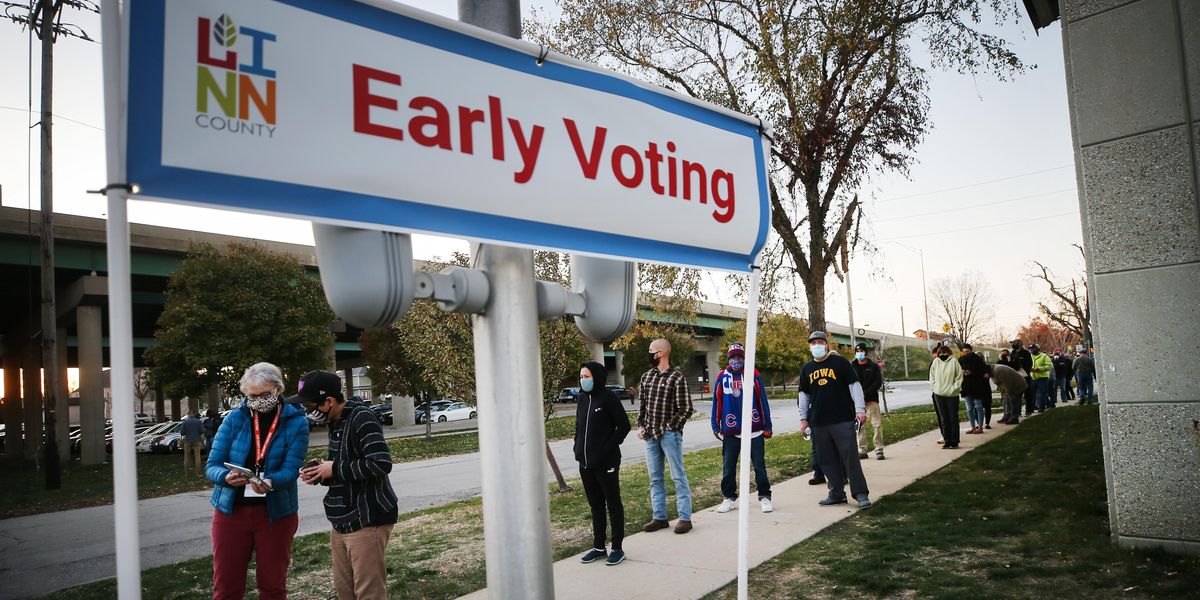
252, 408, 281, 470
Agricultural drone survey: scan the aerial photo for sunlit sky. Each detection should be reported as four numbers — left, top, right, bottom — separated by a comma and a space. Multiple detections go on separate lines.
0, 1, 1080, 344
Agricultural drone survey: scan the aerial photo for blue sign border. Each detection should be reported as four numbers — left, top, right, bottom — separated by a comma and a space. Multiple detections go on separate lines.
126, 0, 770, 272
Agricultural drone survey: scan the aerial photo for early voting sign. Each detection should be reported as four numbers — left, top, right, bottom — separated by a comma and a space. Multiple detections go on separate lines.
124, 0, 770, 271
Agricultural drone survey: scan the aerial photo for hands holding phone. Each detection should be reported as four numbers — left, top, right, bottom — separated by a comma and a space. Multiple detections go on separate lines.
300, 458, 332, 485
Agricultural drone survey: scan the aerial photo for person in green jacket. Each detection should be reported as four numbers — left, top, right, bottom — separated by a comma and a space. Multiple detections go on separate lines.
1029, 344, 1054, 412
929, 344, 964, 449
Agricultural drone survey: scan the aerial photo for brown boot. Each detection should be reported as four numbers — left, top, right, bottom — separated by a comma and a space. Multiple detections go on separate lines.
642, 519, 670, 532
673, 519, 693, 534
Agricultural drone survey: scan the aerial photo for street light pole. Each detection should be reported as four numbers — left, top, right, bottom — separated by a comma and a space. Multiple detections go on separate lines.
919, 248, 931, 353
846, 272, 856, 349
900, 306, 909, 379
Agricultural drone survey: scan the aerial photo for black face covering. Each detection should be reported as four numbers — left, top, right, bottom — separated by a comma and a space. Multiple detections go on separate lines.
647, 351, 658, 366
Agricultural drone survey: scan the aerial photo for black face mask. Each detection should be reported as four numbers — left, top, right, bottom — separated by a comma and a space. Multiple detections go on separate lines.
1011, 343, 1020, 350
938, 354, 951, 361
647, 352, 658, 366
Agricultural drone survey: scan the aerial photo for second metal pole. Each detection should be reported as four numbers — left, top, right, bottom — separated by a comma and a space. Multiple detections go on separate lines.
471, 244, 555, 599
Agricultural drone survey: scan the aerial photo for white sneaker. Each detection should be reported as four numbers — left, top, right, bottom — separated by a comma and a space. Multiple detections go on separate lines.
717, 498, 736, 513
760, 498, 774, 513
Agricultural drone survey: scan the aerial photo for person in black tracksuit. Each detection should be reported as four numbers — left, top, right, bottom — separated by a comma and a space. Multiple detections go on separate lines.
1011, 340, 1034, 416
574, 361, 632, 566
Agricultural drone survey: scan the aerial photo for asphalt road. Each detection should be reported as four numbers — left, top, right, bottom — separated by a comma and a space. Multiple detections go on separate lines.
0, 381, 936, 599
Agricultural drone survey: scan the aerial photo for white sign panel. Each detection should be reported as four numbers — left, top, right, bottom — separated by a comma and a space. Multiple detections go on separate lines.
125, 0, 770, 270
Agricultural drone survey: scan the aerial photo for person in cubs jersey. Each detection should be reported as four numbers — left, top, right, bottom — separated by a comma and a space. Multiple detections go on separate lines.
711, 342, 774, 514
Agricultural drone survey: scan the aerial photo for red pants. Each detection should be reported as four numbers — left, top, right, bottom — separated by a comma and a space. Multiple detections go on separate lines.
211, 505, 298, 599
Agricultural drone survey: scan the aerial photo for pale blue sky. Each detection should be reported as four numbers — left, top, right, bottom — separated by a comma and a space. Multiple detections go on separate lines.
0, 1, 1081, 340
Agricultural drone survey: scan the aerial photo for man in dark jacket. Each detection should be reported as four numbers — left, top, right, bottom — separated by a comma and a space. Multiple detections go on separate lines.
1011, 340, 1034, 416
851, 343, 885, 460
958, 344, 992, 433
296, 370, 397, 600
574, 361, 632, 566
1052, 352, 1074, 404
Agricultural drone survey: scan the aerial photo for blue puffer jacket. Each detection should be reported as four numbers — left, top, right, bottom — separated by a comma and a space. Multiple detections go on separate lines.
206, 399, 309, 521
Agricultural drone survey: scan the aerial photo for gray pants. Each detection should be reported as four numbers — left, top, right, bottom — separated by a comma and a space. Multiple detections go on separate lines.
812, 421, 869, 500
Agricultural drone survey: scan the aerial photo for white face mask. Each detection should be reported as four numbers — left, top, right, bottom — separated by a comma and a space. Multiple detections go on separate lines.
855, 352, 866, 361
810, 344, 827, 359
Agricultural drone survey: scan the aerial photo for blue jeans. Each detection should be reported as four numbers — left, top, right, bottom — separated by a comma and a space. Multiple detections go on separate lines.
1032, 378, 1052, 410
646, 430, 692, 521
963, 396, 985, 428
1056, 376, 1072, 402
1077, 373, 1095, 403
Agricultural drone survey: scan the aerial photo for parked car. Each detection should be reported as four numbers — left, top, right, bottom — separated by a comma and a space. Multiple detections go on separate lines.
606, 385, 632, 401
428, 402, 477, 423
369, 403, 393, 426
415, 400, 455, 424
135, 421, 181, 453
556, 387, 581, 403
133, 413, 154, 425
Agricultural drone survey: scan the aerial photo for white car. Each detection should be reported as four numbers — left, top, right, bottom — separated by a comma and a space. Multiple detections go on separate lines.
135, 421, 181, 453
134, 413, 154, 425
428, 402, 477, 423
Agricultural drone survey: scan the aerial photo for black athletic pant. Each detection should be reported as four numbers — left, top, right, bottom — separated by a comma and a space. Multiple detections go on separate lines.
933, 394, 961, 446
981, 396, 993, 425
812, 421, 869, 500
1023, 377, 1035, 415
580, 463, 625, 551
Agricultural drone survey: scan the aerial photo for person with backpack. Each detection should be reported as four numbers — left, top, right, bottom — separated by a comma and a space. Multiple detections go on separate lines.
203, 408, 224, 455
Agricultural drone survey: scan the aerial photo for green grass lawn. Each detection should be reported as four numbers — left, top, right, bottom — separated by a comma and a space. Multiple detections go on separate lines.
0, 415, 581, 520
703, 405, 1200, 600
40, 406, 942, 599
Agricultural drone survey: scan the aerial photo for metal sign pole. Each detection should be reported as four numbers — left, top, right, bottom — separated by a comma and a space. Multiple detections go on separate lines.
100, 1, 141, 597
737, 266, 761, 600
458, 4, 553, 597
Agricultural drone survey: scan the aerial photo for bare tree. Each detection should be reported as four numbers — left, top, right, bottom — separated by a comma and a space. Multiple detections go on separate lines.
930, 271, 994, 348
1029, 244, 1091, 348
529, 0, 1025, 332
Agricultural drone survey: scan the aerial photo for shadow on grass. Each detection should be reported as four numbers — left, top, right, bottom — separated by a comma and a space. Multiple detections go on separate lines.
703, 405, 1200, 600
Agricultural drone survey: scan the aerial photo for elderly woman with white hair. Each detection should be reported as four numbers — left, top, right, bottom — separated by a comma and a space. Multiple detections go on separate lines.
205, 362, 309, 600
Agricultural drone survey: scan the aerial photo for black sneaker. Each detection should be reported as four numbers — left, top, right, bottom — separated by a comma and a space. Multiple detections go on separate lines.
605, 549, 626, 566
580, 548, 607, 564
808, 476, 827, 485
818, 495, 848, 506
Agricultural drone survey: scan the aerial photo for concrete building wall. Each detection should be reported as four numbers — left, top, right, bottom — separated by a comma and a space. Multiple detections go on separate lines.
1060, 0, 1200, 553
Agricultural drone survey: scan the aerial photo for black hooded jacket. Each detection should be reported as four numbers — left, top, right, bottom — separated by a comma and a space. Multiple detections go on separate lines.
572, 361, 632, 470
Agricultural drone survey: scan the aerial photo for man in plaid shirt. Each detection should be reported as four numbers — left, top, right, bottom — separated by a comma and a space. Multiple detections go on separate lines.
637, 338, 695, 534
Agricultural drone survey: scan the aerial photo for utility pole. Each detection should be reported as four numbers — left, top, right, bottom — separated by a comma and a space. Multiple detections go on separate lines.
900, 306, 909, 379
4, 0, 98, 489
920, 248, 931, 354
846, 272, 856, 349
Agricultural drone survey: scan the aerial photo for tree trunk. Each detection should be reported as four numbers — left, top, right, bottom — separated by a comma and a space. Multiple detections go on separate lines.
545, 440, 571, 492
804, 273, 827, 334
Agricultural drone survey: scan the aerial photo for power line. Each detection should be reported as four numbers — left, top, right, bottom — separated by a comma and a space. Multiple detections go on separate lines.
0, 104, 104, 131
873, 165, 1074, 204
873, 187, 1077, 223
879, 211, 1078, 242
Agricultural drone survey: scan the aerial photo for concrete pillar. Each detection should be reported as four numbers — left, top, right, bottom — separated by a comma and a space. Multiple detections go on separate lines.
1059, 0, 1200, 554
705, 350, 720, 395
3, 351, 23, 461
22, 342, 43, 461
326, 339, 337, 373
614, 350, 626, 386
342, 367, 354, 399
393, 395, 415, 427
55, 327, 69, 462
78, 305, 106, 465
154, 386, 165, 422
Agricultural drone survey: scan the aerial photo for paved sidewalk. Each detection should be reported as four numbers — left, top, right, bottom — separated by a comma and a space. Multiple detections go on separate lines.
462, 420, 1019, 600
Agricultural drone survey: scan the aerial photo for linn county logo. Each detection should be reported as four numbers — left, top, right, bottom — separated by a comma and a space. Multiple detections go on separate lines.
195, 13, 277, 138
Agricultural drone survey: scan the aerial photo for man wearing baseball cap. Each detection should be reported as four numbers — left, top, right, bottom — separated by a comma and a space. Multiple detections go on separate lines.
711, 342, 774, 514
851, 342, 885, 460
798, 331, 871, 509
294, 370, 397, 600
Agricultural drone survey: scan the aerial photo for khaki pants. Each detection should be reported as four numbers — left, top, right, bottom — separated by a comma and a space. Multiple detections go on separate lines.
857, 402, 884, 454
331, 524, 393, 600
183, 442, 203, 474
